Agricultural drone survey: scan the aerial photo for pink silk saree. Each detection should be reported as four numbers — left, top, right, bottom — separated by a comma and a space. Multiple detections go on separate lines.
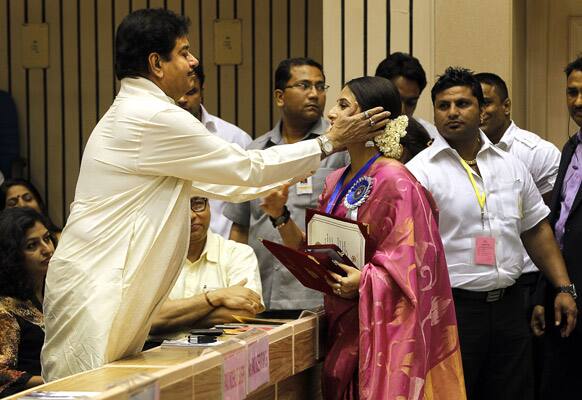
319, 159, 465, 400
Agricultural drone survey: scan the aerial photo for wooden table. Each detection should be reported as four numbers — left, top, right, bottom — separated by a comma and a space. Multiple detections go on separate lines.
7, 314, 325, 400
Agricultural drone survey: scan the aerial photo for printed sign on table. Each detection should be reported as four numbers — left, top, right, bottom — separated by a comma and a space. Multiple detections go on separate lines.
247, 335, 270, 393
223, 348, 247, 400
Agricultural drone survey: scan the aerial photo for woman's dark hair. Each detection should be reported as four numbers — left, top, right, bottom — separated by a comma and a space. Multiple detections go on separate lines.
345, 76, 402, 119
401, 118, 431, 162
115, 8, 191, 80
0, 208, 54, 300
0, 178, 61, 233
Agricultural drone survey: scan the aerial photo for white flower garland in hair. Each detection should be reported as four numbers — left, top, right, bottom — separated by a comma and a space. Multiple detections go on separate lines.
374, 115, 409, 159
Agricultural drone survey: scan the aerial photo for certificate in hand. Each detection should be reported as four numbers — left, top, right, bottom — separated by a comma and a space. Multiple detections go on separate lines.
306, 209, 369, 268
260, 239, 355, 296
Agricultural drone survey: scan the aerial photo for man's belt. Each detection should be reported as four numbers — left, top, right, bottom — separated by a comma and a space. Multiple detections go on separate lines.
452, 285, 515, 303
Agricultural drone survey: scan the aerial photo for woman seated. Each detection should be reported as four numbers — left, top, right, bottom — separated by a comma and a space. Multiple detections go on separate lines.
0, 179, 62, 239
0, 208, 55, 397
261, 77, 465, 399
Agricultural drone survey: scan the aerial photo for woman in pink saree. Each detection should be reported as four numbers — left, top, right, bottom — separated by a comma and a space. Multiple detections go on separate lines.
261, 77, 465, 399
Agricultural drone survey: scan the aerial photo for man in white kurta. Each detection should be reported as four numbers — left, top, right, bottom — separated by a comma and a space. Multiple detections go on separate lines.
41, 9, 389, 381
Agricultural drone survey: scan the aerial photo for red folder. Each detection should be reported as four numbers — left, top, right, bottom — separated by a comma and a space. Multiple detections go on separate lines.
260, 239, 355, 296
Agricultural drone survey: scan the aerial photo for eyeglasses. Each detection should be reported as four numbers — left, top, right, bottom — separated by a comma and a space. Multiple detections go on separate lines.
190, 197, 208, 213
284, 81, 329, 93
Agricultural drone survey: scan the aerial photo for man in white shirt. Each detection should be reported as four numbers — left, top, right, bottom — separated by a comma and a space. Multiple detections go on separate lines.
41, 9, 389, 381
406, 67, 576, 400
375, 52, 439, 139
150, 196, 263, 334
177, 64, 252, 238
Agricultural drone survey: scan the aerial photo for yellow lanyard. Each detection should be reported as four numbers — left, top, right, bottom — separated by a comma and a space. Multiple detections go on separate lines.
460, 159, 486, 229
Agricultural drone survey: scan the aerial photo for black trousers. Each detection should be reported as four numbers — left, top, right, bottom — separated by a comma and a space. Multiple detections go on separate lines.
540, 323, 582, 399
453, 286, 533, 400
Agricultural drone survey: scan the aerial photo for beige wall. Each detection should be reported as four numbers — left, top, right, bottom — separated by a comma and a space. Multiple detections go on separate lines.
0, 0, 323, 226
434, 0, 526, 127
527, 0, 582, 148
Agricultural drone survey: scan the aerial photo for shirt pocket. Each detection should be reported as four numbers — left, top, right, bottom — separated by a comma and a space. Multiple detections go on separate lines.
489, 178, 522, 220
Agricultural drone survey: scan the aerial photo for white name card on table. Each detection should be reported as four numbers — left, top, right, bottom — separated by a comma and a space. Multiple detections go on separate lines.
223, 348, 247, 400
247, 335, 270, 392
128, 382, 159, 400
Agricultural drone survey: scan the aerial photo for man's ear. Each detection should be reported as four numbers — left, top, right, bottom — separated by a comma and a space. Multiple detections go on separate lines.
148, 53, 163, 78
274, 89, 284, 107
503, 97, 512, 116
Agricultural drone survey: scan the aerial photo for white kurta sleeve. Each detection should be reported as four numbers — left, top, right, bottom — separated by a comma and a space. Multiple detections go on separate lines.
138, 108, 321, 188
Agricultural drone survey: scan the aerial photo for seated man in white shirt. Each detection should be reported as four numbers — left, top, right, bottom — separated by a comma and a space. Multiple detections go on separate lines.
177, 64, 253, 239
151, 196, 264, 334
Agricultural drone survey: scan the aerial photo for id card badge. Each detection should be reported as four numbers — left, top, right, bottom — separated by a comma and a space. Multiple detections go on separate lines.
474, 235, 496, 266
296, 176, 313, 195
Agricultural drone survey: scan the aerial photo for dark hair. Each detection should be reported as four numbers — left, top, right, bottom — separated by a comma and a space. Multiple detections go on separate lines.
345, 76, 402, 119
0, 208, 54, 300
115, 9, 191, 80
274, 58, 325, 90
0, 178, 61, 234
193, 64, 205, 87
401, 118, 431, 161
565, 56, 582, 78
474, 72, 509, 101
431, 67, 484, 106
375, 52, 427, 93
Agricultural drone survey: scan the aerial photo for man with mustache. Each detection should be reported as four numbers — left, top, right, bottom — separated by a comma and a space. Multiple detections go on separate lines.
532, 56, 582, 399
225, 58, 348, 316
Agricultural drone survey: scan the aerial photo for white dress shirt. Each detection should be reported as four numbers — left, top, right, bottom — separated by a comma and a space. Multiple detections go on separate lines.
197, 105, 253, 239
168, 230, 263, 305
496, 121, 560, 273
407, 131, 549, 291
41, 77, 322, 381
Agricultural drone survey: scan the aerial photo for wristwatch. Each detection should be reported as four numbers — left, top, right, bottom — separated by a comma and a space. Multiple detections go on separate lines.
316, 135, 334, 157
557, 283, 578, 300
269, 206, 291, 229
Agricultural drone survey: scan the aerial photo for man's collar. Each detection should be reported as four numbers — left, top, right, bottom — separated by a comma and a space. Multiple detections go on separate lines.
426, 129, 494, 160
496, 121, 517, 150
267, 118, 327, 145
202, 230, 220, 264
119, 77, 176, 104
199, 105, 216, 132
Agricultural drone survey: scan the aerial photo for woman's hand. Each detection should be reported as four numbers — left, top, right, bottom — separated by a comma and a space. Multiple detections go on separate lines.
260, 183, 290, 218
326, 261, 361, 299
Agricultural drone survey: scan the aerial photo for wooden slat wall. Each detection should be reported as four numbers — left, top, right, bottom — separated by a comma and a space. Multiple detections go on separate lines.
0, 0, 324, 226
322, 0, 435, 121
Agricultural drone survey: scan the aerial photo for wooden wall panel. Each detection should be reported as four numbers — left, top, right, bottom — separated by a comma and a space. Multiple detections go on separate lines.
218, 0, 236, 125
253, 0, 271, 137
0, 0, 8, 90
26, 0, 47, 205
46, 0, 64, 225
236, 0, 253, 136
